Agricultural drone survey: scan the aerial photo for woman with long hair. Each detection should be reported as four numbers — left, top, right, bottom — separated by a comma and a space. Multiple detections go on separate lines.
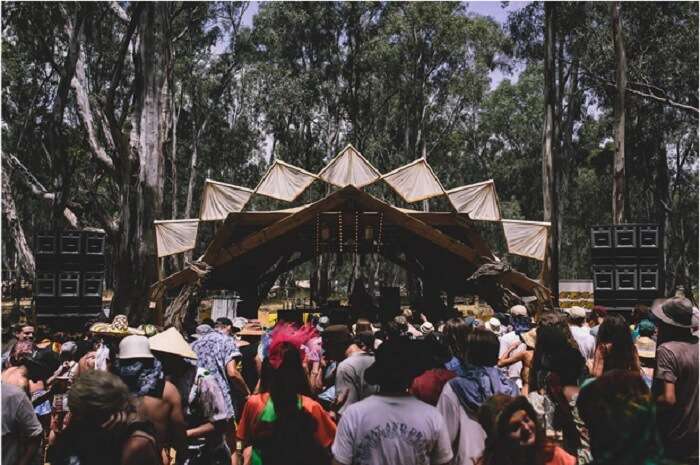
443, 317, 472, 376
478, 396, 575, 465
236, 325, 335, 465
577, 370, 675, 465
591, 313, 640, 377
48, 370, 161, 465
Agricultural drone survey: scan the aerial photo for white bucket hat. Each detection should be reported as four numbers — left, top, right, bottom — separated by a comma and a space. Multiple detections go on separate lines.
118, 335, 154, 359
149, 328, 197, 359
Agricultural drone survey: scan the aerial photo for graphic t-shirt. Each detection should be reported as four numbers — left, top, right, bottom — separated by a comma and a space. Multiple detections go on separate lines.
332, 395, 453, 465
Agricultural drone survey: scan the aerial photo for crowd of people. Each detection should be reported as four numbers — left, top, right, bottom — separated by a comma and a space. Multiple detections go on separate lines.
1, 293, 697, 465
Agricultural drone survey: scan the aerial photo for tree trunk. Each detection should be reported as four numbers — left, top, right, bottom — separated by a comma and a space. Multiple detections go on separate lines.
110, 4, 170, 323
611, 1, 627, 224
541, 3, 559, 302
2, 175, 35, 280
654, 143, 671, 294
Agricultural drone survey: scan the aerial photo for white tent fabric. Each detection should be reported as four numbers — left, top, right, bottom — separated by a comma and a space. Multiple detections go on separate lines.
381, 158, 445, 203
154, 219, 199, 257
255, 160, 317, 202
502, 219, 550, 261
199, 179, 253, 221
447, 180, 501, 221
318, 145, 381, 188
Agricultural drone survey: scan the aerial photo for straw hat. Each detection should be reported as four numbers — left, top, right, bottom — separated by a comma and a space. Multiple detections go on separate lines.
564, 306, 587, 319
90, 315, 144, 337
520, 328, 537, 349
149, 328, 197, 359
485, 317, 503, 335
238, 322, 265, 337
635, 336, 656, 359
118, 335, 154, 359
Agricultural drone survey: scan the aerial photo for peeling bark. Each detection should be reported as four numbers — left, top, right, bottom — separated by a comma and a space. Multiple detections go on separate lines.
1, 174, 35, 280
611, 1, 627, 224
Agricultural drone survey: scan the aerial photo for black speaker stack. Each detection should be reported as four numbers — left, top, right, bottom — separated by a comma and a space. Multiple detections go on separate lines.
34, 230, 106, 329
590, 224, 663, 311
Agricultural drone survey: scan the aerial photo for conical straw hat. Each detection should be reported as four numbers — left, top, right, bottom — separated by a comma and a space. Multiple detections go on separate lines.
148, 327, 197, 359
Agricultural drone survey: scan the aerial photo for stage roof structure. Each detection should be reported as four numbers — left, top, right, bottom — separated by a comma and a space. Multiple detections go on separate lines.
151, 145, 552, 320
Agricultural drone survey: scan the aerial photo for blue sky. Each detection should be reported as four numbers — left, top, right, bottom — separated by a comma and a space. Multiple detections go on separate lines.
240, 1, 529, 88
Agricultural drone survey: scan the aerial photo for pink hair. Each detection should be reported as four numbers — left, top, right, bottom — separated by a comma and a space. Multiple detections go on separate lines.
268, 323, 318, 369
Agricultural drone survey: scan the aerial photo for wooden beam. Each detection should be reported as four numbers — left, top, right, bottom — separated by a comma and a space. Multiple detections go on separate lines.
212, 186, 350, 267
346, 187, 481, 264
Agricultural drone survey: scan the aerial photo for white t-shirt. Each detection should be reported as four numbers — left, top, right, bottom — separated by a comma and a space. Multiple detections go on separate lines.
436, 382, 487, 465
569, 325, 595, 360
498, 331, 523, 380
332, 394, 454, 465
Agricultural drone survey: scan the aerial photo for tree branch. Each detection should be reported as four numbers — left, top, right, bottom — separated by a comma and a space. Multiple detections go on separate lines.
71, 47, 117, 172
3, 152, 80, 228
109, 2, 130, 24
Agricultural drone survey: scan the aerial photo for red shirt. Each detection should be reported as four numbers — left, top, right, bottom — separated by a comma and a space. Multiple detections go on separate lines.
410, 368, 456, 405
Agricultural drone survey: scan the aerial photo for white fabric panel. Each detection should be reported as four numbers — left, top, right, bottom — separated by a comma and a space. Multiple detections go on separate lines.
155, 220, 199, 257
447, 180, 501, 221
255, 160, 317, 202
502, 219, 550, 261
382, 159, 445, 203
318, 145, 380, 188
199, 180, 253, 221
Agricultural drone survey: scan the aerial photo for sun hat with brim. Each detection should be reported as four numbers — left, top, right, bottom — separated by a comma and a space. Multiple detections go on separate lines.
238, 322, 265, 337
148, 328, 197, 359
118, 335, 154, 359
651, 297, 695, 328
635, 336, 656, 359
90, 315, 145, 337
485, 317, 502, 334
564, 306, 587, 319
520, 328, 537, 349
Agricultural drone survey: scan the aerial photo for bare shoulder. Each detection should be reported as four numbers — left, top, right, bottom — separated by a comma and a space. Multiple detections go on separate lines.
162, 380, 182, 404
121, 433, 159, 465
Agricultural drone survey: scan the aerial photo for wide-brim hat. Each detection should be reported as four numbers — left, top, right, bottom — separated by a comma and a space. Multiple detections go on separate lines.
238, 322, 265, 337
90, 315, 144, 338
564, 306, 587, 319
635, 336, 656, 359
149, 328, 197, 359
651, 297, 695, 328
520, 328, 537, 349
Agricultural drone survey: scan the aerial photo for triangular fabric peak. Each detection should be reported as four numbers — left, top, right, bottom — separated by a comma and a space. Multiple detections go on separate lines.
381, 158, 445, 203
447, 180, 501, 221
154, 219, 199, 257
318, 144, 381, 188
501, 219, 550, 261
199, 179, 254, 221
254, 159, 318, 202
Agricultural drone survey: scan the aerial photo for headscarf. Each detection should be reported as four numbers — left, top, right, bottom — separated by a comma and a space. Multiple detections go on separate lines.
449, 363, 519, 416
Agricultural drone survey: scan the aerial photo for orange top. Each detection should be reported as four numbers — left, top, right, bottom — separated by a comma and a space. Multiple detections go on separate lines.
236, 393, 336, 448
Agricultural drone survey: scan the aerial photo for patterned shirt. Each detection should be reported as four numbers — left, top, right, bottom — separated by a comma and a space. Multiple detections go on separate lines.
191, 328, 241, 418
